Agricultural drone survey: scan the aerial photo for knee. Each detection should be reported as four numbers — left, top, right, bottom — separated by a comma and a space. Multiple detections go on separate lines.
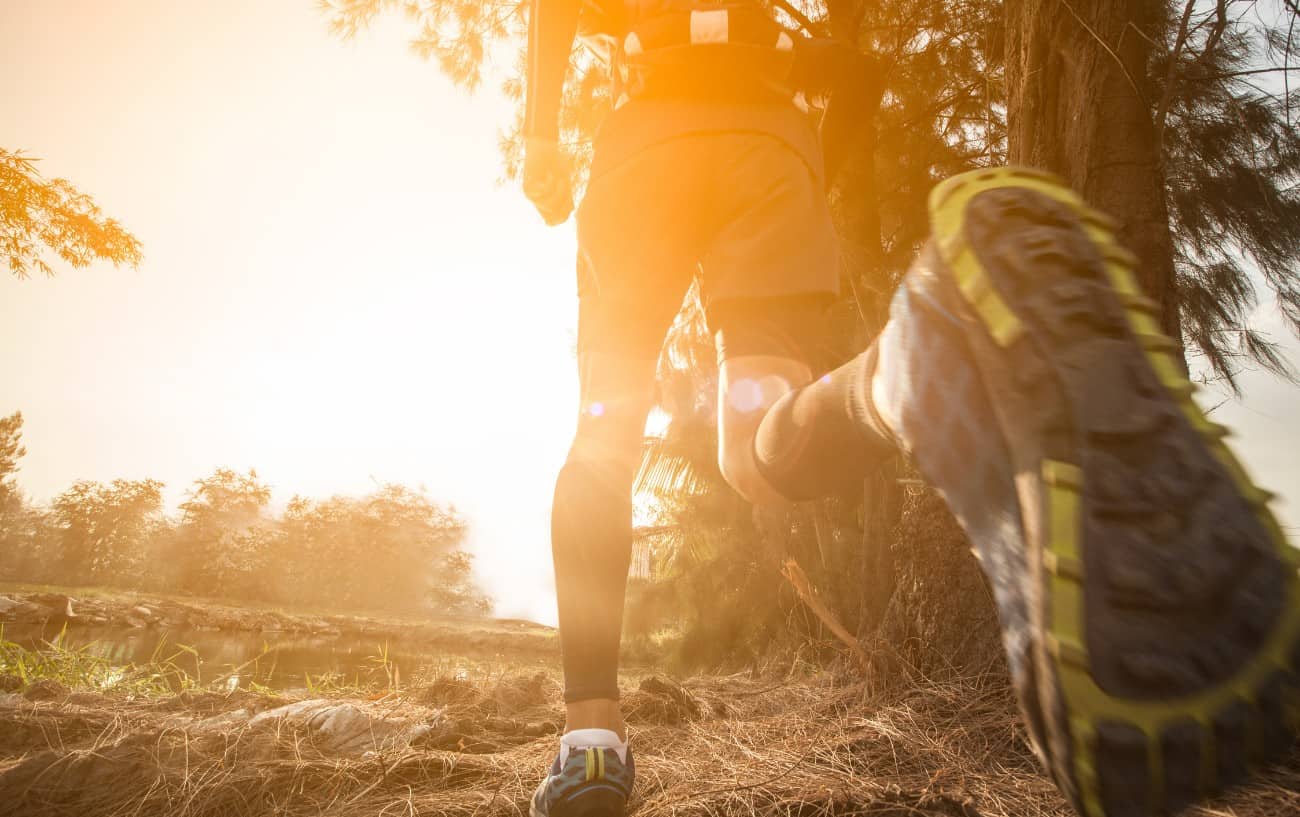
560, 416, 645, 506
717, 430, 791, 507
716, 440, 750, 496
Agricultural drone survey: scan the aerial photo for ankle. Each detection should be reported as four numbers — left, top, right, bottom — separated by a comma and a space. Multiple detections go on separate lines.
565, 698, 626, 742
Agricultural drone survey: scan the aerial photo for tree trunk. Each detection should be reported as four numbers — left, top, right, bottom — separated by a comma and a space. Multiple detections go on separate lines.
822, 0, 1006, 683
1005, 0, 1181, 339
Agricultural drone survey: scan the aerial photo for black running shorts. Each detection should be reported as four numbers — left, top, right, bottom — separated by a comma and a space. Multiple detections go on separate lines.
575, 127, 839, 364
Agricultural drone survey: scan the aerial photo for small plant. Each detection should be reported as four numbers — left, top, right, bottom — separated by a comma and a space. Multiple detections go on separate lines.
0, 625, 197, 695
364, 641, 400, 691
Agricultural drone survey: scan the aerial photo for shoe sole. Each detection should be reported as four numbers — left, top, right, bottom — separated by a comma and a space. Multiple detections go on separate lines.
927, 167, 1300, 817
531, 785, 626, 817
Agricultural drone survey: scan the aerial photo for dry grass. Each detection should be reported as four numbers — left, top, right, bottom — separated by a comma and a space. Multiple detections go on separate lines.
2, 668, 1298, 817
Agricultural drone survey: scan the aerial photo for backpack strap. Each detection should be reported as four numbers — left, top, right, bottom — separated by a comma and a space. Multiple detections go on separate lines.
623, 5, 794, 55
614, 4, 798, 107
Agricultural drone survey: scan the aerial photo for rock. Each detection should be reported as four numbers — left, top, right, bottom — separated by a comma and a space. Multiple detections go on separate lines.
131, 605, 153, 618
125, 616, 148, 628
248, 700, 410, 754
198, 707, 254, 729
523, 721, 559, 738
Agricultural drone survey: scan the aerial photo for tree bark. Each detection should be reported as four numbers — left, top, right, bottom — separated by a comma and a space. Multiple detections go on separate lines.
1005, 0, 1182, 339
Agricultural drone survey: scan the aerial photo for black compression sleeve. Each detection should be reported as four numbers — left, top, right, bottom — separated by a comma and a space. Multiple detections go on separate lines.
525, 0, 582, 139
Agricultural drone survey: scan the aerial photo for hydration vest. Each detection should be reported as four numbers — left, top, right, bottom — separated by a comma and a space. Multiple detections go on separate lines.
577, 1, 801, 107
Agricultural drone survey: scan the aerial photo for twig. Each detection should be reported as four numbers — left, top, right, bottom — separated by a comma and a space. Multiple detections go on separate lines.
1154, 0, 1198, 150
1286, 9, 1295, 126
682, 719, 835, 800
1189, 66, 1300, 80
1193, 0, 1230, 73
208, 646, 280, 690
780, 558, 870, 672
1058, 0, 1146, 103
771, 0, 824, 37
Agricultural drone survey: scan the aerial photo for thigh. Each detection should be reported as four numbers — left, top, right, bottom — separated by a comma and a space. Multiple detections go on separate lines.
576, 139, 705, 310
699, 134, 839, 305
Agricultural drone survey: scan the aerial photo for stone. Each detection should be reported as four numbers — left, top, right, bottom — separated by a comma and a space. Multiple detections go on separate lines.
248, 700, 410, 754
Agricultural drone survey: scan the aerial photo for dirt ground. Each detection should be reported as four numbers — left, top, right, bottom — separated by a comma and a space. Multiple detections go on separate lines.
2, 667, 1298, 817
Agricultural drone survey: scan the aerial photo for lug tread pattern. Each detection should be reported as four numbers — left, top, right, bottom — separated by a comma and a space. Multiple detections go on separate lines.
925, 167, 1300, 817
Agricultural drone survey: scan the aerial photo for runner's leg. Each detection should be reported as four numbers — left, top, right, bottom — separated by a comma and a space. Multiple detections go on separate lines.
716, 352, 811, 506
553, 139, 703, 732
698, 135, 896, 504
552, 345, 659, 738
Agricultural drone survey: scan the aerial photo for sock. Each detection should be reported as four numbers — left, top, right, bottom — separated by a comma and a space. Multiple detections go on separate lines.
560, 728, 628, 764
752, 343, 896, 501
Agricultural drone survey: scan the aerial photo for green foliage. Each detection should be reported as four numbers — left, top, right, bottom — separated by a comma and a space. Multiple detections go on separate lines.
0, 627, 200, 695
174, 468, 275, 597
0, 149, 142, 278
321, 0, 607, 195
1156, 0, 1300, 387
274, 484, 485, 614
0, 412, 24, 484
0, 413, 38, 579
49, 478, 167, 586
0, 629, 408, 696
320, 0, 526, 93
0, 449, 491, 616
0, 411, 26, 520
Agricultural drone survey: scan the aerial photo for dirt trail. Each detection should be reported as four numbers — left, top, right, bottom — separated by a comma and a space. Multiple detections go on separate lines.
2, 670, 1297, 817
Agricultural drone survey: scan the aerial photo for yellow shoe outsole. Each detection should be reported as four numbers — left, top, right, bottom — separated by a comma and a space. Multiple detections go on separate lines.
925, 167, 1300, 817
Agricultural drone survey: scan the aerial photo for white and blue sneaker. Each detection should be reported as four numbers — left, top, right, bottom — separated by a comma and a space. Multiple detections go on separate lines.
530, 729, 634, 817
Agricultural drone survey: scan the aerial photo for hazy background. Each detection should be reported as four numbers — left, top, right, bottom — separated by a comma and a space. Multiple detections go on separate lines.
2, 0, 1295, 625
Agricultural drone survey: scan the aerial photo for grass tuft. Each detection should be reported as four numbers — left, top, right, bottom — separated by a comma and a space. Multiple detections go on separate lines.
0, 626, 204, 696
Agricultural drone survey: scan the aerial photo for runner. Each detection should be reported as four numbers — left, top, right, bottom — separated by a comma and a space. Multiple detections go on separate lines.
522, 4, 1300, 817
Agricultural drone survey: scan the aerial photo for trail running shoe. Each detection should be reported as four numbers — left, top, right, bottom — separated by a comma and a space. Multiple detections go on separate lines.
530, 732, 634, 817
869, 167, 1300, 817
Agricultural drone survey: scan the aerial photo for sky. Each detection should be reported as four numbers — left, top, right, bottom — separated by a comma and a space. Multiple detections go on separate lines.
2, 2, 1297, 625
1, 0, 579, 622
